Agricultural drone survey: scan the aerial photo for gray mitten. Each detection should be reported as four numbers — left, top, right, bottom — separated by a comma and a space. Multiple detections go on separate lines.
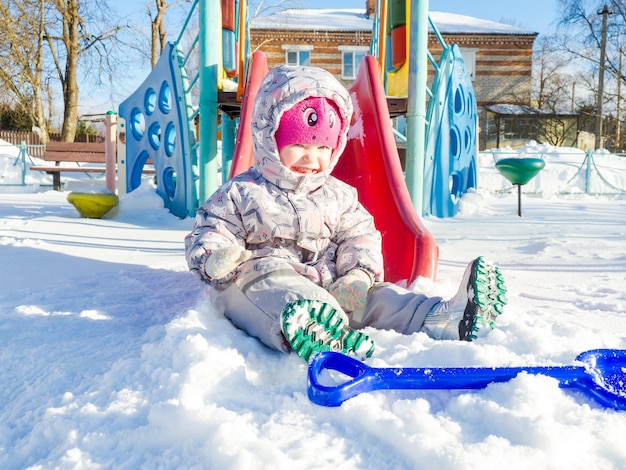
204, 245, 251, 280
328, 269, 373, 313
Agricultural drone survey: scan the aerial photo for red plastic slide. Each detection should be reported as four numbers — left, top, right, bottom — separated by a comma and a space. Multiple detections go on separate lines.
229, 53, 438, 284
335, 56, 438, 283
229, 51, 268, 178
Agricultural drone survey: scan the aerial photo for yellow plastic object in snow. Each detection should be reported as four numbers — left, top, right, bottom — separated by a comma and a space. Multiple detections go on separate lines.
67, 189, 119, 219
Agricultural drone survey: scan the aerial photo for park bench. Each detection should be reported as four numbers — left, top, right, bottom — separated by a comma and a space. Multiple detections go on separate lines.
30, 141, 154, 191
30, 141, 108, 190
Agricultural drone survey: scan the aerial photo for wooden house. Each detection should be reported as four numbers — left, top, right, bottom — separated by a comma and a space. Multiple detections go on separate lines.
249, 4, 539, 149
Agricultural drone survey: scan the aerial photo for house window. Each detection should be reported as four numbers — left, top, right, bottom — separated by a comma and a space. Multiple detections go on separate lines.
487, 114, 541, 142
502, 116, 541, 140
459, 48, 477, 81
339, 46, 369, 79
281, 45, 313, 66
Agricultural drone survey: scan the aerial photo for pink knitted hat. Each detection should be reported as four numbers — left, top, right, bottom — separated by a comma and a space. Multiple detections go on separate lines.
274, 96, 344, 151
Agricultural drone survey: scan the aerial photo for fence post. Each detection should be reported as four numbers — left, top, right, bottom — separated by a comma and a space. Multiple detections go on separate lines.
19, 141, 27, 185
585, 150, 592, 194
104, 111, 117, 193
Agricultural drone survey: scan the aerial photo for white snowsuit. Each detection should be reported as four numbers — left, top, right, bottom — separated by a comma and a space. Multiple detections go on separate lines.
185, 66, 439, 352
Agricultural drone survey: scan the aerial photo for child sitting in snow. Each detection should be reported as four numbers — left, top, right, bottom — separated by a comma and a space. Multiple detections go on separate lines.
185, 65, 507, 362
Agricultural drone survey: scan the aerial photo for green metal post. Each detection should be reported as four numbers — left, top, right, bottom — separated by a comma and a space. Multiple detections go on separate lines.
405, 0, 428, 216
198, 0, 220, 203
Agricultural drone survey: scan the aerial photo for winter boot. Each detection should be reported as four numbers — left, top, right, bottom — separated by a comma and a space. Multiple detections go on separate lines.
421, 256, 507, 341
281, 299, 375, 362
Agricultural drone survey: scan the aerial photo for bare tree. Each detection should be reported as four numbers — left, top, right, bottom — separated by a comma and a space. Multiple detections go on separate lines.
556, 0, 626, 149
533, 35, 574, 111
0, 0, 50, 140
147, 0, 191, 68
150, 0, 167, 67
42, 0, 134, 141
0, 0, 196, 142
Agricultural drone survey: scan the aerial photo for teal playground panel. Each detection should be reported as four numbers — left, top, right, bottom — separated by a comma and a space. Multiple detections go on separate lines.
423, 44, 477, 218
118, 42, 198, 218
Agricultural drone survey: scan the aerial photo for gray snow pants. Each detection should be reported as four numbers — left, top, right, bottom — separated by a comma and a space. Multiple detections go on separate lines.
210, 267, 441, 353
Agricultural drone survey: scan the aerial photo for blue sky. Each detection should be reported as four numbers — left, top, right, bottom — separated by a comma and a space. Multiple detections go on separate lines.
299, 0, 560, 35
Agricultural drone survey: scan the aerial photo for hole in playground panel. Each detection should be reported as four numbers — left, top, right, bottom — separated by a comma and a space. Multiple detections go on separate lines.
162, 166, 177, 200
466, 91, 475, 118
467, 158, 476, 189
159, 81, 172, 114
145, 88, 156, 115
164, 122, 176, 157
449, 171, 463, 204
130, 150, 151, 191
454, 87, 465, 115
464, 126, 472, 154
130, 108, 145, 140
148, 122, 161, 150
449, 125, 461, 159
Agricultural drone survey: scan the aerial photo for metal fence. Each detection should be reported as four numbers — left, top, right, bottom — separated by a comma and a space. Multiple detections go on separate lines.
482, 149, 626, 195
0, 130, 104, 160
0, 130, 43, 158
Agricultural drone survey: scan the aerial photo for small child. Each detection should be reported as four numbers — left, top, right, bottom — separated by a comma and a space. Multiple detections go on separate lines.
185, 65, 507, 362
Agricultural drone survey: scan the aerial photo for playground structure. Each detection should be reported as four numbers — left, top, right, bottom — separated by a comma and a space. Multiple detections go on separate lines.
67, 188, 119, 219
373, 0, 478, 218
495, 157, 546, 216
118, 41, 198, 218
113, 0, 479, 283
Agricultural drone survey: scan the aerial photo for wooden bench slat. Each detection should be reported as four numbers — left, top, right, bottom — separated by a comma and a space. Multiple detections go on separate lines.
45, 142, 105, 152
43, 151, 107, 163
30, 166, 156, 174
30, 166, 107, 173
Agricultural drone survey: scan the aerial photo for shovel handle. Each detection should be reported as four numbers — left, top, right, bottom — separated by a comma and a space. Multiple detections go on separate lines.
308, 351, 587, 407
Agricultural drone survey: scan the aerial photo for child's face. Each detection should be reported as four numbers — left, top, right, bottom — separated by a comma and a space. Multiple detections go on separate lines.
278, 144, 333, 174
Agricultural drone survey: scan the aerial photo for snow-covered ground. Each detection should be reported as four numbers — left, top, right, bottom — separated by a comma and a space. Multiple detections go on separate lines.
1, 140, 626, 469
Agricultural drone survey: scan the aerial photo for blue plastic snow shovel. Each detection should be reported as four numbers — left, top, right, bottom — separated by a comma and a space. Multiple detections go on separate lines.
307, 350, 626, 410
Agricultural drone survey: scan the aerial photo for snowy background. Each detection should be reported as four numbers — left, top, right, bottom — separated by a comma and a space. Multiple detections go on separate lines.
1, 140, 626, 469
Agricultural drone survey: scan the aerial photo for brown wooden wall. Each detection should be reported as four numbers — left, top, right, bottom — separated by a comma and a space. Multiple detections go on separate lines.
250, 29, 372, 88
250, 26, 537, 149
250, 28, 536, 106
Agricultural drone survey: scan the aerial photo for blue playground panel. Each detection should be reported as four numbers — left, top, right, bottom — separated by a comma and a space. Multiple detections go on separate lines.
424, 44, 477, 218
118, 42, 198, 218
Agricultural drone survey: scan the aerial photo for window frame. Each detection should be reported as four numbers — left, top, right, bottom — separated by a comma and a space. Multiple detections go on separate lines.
281, 44, 314, 66
339, 45, 370, 80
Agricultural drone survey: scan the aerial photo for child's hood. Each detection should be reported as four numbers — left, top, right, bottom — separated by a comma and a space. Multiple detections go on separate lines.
250, 65, 353, 193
